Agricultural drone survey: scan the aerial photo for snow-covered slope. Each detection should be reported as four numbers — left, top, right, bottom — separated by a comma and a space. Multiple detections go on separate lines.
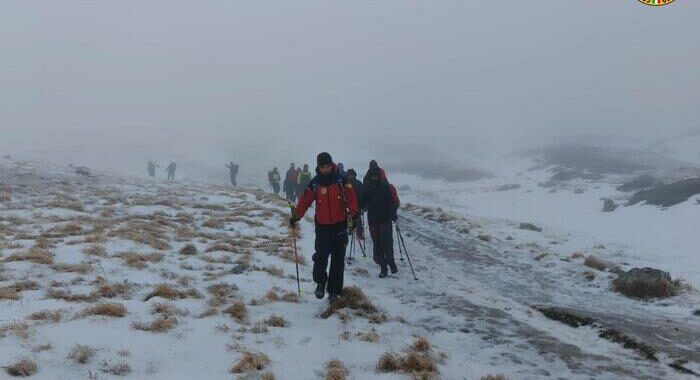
2, 158, 699, 380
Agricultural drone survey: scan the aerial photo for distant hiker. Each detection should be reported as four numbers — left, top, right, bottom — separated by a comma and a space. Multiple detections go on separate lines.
347, 169, 365, 240
290, 152, 358, 300
337, 162, 347, 178
297, 164, 312, 196
269, 167, 281, 195
147, 161, 159, 178
165, 162, 177, 181
226, 162, 239, 187
360, 162, 400, 278
284, 163, 298, 202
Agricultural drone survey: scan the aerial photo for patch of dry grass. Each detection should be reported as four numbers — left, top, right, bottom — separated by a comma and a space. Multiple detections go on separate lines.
5, 357, 38, 377
150, 302, 188, 317
358, 329, 380, 343
481, 375, 510, 380
376, 338, 439, 379
131, 317, 178, 333
67, 344, 96, 364
82, 303, 127, 318
584, 255, 610, 271
51, 262, 91, 274
45, 288, 98, 303
320, 286, 379, 320
179, 244, 198, 255
325, 359, 349, 380
205, 242, 238, 253
0, 287, 19, 300
4, 247, 54, 265
116, 251, 164, 269
0, 321, 31, 339
27, 309, 63, 323
82, 244, 107, 257
223, 301, 248, 323
143, 284, 201, 301
100, 360, 131, 376
264, 315, 288, 328
230, 351, 270, 373
93, 281, 134, 299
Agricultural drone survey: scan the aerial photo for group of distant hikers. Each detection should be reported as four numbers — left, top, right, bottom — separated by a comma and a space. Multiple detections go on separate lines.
267, 163, 313, 202
147, 161, 179, 181
289, 152, 401, 300
147, 152, 402, 302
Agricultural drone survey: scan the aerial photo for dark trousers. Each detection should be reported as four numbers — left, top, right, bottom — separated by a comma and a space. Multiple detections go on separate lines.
370, 223, 395, 271
313, 222, 348, 295
230, 176, 237, 186
167, 172, 175, 180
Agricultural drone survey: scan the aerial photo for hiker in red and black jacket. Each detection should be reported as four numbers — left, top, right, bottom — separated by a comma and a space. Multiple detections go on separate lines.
360, 160, 400, 278
290, 152, 358, 300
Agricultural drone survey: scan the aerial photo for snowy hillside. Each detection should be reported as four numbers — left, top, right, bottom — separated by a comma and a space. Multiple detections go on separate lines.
1, 158, 699, 380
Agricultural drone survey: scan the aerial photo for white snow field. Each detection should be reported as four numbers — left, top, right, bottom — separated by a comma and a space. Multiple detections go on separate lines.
1, 157, 699, 380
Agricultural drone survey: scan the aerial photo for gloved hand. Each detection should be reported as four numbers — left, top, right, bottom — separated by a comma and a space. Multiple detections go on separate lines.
289, 215, 299, 228
391, 212, 398, 222
347, 215, 355, 231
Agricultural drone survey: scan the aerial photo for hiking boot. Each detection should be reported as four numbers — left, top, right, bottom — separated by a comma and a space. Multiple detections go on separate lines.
328, 292, 339, 301
389, 264, 398, 274
379, 269, 388, 278
315, 283, 325, 299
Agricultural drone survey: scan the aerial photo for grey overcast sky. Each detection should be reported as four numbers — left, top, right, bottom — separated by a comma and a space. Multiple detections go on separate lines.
1, 1, 698, 180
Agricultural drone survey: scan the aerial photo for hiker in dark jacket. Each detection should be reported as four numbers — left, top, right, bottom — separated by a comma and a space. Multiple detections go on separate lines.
284, 163, 297, 202
226, 162, 239, 187
147, 161, 159, 178
347, 169, 365, 240
360, 164, 400, 278
165, 162, 177, 181
290, 152, 358, 300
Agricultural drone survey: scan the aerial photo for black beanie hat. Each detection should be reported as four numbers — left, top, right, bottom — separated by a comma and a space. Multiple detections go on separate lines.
369, 160, 378, 170
317, 152, 333, 167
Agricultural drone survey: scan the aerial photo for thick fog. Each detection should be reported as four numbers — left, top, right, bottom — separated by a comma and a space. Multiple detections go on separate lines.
1, 1, 698, 183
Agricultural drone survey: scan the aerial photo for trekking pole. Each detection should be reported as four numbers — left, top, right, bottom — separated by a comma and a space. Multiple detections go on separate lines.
347, 229, 355, 265
360, 213, 368, 258
288, 202, 302, 296
395, 222, 418, 280
396, 225, 405, 263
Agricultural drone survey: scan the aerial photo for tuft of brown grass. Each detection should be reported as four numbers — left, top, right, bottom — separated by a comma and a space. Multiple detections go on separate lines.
4, 248, 54, 265
325, 359, 349, 380
584, 255, 610, 271
0, 287, 19, 300
230, 351, 270, 373
93, 282, 134, 299
260, 372, 276, 380
82, 303, 127, 318
377, 352, 401, 372
116, 251, 164, 269
359, 329, 380, 343
481, 375, 510, 380
143, 284, 185, 301
376, 338, 439, 379
223, 301, 248, 323
27, 309, 63, 323
67, 344, 96, 364
320, 286, 377, 319
100, 360, 131, 376
150, 302, 187, 317
205, 242, 237, 253
45, 288, 98, 303
82, 244, 107, 257
411, 337, 431, 352
264, 315, 288, 328
5, 357, 38, 377
131, 317, 178, 333
51, 262, 91, 274
179, 244, 198, 255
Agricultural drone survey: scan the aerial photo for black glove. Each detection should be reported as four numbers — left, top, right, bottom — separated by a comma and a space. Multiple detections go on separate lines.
391, 212, 398, 222
289, 216, 299, 228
